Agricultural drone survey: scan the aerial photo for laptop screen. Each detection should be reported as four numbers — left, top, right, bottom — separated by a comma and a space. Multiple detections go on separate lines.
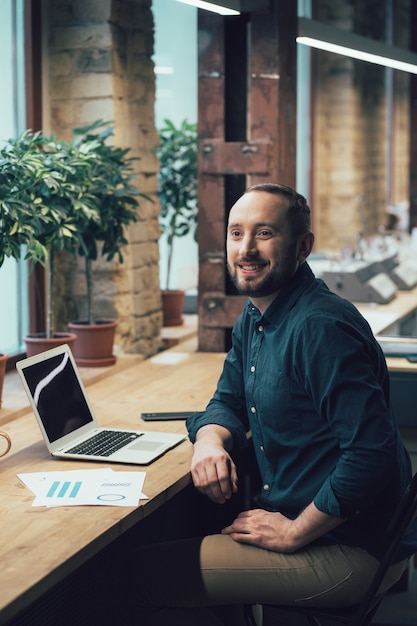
21, 351, 93, 443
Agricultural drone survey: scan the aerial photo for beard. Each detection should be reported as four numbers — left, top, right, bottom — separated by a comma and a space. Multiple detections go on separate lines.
227, 258, 295, 298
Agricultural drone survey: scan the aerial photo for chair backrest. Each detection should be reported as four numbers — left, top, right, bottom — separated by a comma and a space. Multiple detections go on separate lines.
351, 470, 417, 625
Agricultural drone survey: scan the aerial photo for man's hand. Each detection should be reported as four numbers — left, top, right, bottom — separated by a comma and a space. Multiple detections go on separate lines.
191, 425, 238, 504
222, 503, 344, 553
221, 509, 298, 552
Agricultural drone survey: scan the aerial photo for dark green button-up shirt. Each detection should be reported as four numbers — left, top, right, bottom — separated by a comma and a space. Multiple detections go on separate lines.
187, 262, 416, 561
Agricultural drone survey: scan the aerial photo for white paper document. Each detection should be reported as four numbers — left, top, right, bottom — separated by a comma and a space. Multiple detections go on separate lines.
18, 468, 147, 507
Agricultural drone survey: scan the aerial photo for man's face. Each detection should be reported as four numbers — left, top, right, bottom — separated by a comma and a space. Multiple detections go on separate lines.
226, 190, 310, 304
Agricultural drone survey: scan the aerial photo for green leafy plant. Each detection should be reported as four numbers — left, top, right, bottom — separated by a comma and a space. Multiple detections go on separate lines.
1, 121, 149, 338
0, 130, 100, 338
70, 120, 149, 325
0, 132, 51, 267
156, 118, 198, 291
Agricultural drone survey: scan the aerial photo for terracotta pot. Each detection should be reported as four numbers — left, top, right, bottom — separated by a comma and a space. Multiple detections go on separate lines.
0, 353, 8, 409
68, 320, 117, 367
24, 333, 77, 358
161, 290, 185, 327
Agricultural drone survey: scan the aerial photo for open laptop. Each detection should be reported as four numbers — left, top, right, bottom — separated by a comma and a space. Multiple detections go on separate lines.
16, 344, 185, 465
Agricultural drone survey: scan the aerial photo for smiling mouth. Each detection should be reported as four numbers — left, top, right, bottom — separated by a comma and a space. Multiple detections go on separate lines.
238, 262, 267, 273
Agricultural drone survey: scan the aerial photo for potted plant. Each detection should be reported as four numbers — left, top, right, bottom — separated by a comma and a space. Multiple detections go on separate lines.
67, 120, 148, 366
1, 142, 25, 401
1, 143, 22, 401
156, 118, 198, 326
1, 128, 101, 357
1, 131, 52, 397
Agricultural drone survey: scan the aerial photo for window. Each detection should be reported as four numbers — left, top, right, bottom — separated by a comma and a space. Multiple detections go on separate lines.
152, 0, 198, 302
0, 0, 29, 357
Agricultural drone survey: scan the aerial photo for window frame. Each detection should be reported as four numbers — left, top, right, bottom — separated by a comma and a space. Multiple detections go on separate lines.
6, 0, 44, 370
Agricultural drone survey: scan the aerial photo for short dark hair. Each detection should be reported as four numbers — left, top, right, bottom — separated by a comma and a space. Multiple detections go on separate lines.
245, 183, 311, 236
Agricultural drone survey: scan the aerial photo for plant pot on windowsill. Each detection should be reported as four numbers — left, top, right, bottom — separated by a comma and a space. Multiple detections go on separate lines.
0, 353, 9, 408
24, 333, 77, 358
156, 119, 197, 330
68, 320, 117, 367
161, 290, 185, 327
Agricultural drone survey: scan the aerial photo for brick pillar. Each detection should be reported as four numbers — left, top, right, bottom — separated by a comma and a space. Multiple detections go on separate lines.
44, 0, 162, 356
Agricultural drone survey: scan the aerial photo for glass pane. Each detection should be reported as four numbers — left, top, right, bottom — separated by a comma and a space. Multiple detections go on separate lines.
152, 0, 198, 296
0, 0, 28, 356
0, 257, 28, 354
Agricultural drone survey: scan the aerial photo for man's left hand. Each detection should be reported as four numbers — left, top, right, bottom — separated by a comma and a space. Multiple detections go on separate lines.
221, 509, 299, 553
222, 503, 344, 553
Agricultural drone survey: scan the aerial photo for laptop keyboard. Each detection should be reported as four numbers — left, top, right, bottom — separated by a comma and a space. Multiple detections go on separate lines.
66, 430, 144, 457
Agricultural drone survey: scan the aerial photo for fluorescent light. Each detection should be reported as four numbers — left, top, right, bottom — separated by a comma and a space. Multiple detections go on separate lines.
154, 66, 175, 75
297, 17, 417, 75
175, 0, 240, 16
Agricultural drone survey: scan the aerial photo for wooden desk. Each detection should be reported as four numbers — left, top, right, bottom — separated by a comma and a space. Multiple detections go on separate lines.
355, 292, 417, 431
0, 341, 225, 625
355, 287, 417, 336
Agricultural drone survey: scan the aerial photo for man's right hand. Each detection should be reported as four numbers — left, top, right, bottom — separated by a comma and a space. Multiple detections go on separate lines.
190, 424, 238, 504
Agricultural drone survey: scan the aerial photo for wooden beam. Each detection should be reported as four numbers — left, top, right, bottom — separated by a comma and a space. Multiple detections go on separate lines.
197, 3, 297, 351
409, 0, 417, 231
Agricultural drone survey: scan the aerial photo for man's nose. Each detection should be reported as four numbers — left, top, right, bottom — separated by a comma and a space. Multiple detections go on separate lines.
239, 235, 257, 256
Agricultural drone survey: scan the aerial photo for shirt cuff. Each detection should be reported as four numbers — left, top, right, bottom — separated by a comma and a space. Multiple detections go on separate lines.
186, 410, 248, 450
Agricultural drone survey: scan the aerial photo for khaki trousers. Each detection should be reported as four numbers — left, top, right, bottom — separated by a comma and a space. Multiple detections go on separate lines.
123, 534, 408, 626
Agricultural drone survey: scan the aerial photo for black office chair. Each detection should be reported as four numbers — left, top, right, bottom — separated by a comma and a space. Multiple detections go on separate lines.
243, 471, 417, 626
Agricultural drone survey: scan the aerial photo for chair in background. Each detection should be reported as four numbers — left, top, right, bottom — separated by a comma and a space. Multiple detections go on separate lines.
244, 471, 417, 626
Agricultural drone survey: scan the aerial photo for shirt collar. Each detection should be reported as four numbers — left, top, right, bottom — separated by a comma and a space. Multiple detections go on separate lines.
245, 262, 316, 324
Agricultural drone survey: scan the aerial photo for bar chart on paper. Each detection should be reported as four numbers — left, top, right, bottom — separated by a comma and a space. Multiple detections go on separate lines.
17, 469, 147, 507
46, 480, 82, 499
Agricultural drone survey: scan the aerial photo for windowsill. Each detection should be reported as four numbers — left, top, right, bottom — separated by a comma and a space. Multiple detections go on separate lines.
160, 314, 198, 349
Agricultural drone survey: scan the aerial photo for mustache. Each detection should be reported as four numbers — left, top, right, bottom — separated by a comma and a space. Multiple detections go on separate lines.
235, 256, 266, 264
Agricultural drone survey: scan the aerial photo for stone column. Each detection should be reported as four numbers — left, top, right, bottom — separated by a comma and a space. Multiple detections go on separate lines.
44, 0, 162, 356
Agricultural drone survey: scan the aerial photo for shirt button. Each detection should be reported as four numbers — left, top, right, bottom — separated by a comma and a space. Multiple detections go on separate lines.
263, 484, 270, 491
250, 406, 256, 413
260, 445, 264, 452
250, 365, 255, 373
258, 325, 264, 332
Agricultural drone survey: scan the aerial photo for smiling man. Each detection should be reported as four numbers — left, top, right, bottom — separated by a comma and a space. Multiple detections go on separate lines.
226, 185, 313, 307
123, 184, 416, 626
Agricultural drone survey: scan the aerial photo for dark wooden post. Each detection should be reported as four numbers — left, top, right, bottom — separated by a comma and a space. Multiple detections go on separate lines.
197, 1, 297, 351
25, 0, 46, 337
409, 0, 417, 231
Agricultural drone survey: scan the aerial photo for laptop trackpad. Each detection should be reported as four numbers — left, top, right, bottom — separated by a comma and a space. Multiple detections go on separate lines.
129, 440, 165, 452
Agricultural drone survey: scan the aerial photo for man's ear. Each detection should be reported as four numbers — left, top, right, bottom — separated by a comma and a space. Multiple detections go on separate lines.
298, 231, 315, 262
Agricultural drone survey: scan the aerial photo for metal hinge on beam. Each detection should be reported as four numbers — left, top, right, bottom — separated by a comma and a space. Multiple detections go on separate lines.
199, 140, 272, 176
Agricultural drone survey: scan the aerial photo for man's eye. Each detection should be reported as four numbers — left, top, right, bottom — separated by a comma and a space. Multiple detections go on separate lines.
230, 230, 241, 237
257, 230, 272, 237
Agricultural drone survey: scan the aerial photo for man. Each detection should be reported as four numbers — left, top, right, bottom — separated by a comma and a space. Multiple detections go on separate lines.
124, 184, 416, 626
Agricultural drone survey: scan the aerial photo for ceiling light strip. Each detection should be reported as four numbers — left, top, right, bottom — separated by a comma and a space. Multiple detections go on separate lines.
175, 0, 240, 16
297, 17, 417, 75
